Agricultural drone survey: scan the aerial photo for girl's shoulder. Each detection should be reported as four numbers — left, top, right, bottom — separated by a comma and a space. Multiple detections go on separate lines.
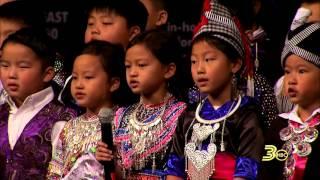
165, 96, 188, 113
234, 95, 260, 116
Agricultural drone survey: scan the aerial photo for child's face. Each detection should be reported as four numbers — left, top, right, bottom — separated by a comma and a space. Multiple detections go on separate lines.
125, 44, 173, 96
284, 55, 320, 107
71, 54, 116, 114
0, 19, 25, 51
191, 40, 241, 96
0, 43, 53, 105
84, 10, 131, 48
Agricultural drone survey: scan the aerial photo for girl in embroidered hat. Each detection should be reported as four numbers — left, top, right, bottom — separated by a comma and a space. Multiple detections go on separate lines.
261, 22, 320, 180
166, 1, 264, 180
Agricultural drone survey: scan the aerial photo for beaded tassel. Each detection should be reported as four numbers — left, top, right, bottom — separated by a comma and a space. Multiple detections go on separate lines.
220, 141, 225, 152
187, 158, 215, 180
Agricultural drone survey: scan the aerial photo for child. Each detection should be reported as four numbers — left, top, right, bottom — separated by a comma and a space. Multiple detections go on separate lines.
0, 0, 44, 52
0, 28, 76, 179
0, 1, 69, 105
261, 22, 320, 180
96, 29, 188, 179
0, 1, 44, 102
166, 0, 264, 179
84, 0, 148, 48
139, 0, 169, 30
47, 40, 127, 179
57, 0, 148, 107
275, 0, 320, 114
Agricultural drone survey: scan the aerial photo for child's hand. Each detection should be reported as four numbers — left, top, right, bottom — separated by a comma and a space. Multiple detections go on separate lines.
95, 141, 114, 161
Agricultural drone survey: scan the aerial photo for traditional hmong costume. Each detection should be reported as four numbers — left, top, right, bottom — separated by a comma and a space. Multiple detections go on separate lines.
186, 0, 278, 131
167, 96, 264, 180
113, 95, 187, 179
167, 0, 265, 179
47, 113, 105, 179
0, 87, 76, 180
260, 22, 320, 180
261, 107, 320, 180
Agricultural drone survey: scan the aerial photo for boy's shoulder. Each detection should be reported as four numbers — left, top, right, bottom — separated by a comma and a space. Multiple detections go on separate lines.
42, 100, 77, 121
0, 103, 10, 121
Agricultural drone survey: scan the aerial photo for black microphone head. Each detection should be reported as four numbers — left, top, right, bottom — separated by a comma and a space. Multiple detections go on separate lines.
98, 107, 113, 124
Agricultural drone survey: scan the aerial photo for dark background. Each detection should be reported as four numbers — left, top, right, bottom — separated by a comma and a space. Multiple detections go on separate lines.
13, 0, 302, 84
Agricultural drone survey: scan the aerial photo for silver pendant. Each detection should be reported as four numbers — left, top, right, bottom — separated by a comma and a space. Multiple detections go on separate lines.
295, 142, 312, 157
304, 128, 318, 143
192, 123, 220, 142
290, 135, 302, 145
185, 142, 217, 171
282, 141, 293, 155
293, 124, 308, 133
279, 126, 293, 141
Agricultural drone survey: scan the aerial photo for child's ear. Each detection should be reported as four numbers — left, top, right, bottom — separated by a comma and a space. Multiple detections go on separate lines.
231, 58, 242, 74
155, 10, 168, 26
42, 66, 55, 83
128, 26, 141, 42
164, 63, 176, 79
109, 77, 120, 93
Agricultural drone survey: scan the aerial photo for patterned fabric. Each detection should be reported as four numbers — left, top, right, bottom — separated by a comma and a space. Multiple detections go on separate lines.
0, 101, 76, 180
167, 96, 264, 179
254, 73, 279, 129
47, 113, 103, 179
193, 0, 245, 59
114, 97, 187, 178
234, 157, 259, 180
281, 22, 320, 67
259, 110, 320, 180
165, 154, 185, 178
200, 96, 249, 120
52, 53, 67, 87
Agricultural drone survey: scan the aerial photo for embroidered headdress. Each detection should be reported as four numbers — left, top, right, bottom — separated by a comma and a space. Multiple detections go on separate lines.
281, 22, 320, 68
192, 0, 245, 59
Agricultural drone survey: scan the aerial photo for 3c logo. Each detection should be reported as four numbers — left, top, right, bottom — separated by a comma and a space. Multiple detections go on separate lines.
262, 145, 288, 161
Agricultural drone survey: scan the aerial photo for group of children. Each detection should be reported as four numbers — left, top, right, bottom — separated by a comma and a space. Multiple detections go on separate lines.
0, 0, 319, 180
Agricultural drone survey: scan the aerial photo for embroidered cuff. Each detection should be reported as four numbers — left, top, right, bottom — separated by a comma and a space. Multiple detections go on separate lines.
234, 157, 259, 180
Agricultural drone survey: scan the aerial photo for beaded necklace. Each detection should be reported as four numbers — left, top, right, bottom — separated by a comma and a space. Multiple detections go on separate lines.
185, 95, 242, 180
124, 93, 175, 172
280, 113, 320, 178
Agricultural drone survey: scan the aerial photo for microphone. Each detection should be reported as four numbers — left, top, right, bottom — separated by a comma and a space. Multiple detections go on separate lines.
98, 107, 114, 180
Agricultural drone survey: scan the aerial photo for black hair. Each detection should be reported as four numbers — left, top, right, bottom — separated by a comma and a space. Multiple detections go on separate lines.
150, 0, 169, 11
0, 0, 45, 29
127, 29, 190, 102
1, 28, 56, 69
79, 40, 137, 106
86, 0, 148, 31
81, 40, 124, 80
